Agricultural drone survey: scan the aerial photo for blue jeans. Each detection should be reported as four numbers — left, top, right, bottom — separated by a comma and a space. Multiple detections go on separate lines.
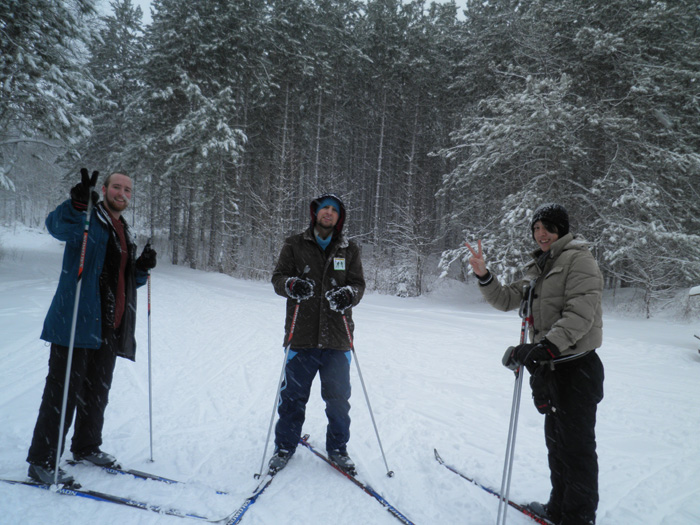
274, 348, 351, 453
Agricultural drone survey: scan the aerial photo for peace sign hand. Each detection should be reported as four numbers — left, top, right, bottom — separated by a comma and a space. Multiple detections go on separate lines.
464, 239, 488, 278
70, 168, 100, 211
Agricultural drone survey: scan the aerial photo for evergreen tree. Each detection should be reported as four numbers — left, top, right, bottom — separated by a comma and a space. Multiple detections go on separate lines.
0, 0, 98, 200
440, 0, 700, 306
79, 0, 146, 174
5, 0, 697, 310
139, 0, 256, 268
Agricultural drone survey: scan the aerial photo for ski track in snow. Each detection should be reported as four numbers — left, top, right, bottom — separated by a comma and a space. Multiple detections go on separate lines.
1, 226, 700, 524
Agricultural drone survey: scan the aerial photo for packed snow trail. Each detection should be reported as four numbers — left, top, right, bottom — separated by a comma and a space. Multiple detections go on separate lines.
1, 227, 700, 524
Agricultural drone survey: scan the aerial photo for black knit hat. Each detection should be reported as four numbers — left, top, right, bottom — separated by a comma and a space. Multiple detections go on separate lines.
531, 203, 569, 239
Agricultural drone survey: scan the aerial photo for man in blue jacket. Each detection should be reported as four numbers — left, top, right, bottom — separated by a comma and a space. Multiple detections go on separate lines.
26, 169, 156, 485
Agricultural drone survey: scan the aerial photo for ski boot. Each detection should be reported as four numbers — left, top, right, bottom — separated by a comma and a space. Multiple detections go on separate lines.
28, 463, 75, 486
73, 448, 119, 468
268, 449, 293, 474
328, 450, 356, 476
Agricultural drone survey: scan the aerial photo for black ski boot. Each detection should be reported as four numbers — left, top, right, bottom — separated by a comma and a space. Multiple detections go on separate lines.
268, 449, 293, 474
525, 501, 559, 524
328, 450, 356, 476
28, 463, 75, 486
73, 448, 119, 468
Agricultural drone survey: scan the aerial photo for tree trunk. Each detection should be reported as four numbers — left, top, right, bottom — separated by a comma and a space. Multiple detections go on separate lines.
373, 90, 387, 245
185, 186, 197, 269
314, 89, 322, 189
170, 175, 180, 265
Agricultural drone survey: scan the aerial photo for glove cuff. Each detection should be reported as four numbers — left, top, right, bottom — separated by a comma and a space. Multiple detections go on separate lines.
286, 277, 297, 293
477, 270, 493, 286
344, 287, 354, 302
540, 338, 560, 358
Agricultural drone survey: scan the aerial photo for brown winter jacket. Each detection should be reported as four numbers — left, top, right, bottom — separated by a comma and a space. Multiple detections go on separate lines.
479, 234, 603, 356
271, 226, 365, 351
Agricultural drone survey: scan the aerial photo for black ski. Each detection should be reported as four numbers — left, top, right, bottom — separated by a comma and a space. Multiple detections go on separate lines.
67, 460, 229, 494
433, 449, 554, 525
0, 477, 215, 521
300, 434, 415, 525
68, 459, 178, 484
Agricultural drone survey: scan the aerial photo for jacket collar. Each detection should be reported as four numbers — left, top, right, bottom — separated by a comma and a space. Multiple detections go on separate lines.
303, 226, 349, 249
95, 202, 135, 246
96, 201, 116, 227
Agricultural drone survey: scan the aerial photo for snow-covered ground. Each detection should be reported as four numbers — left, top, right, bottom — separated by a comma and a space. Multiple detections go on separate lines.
1, 226, 699, 525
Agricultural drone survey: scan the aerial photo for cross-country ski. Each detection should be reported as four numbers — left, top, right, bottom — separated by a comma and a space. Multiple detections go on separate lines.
433, 449, 554, 525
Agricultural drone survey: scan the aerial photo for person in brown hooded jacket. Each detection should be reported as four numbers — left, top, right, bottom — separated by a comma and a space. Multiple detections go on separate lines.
466, 203, 604, 525
268, 193, 365, 475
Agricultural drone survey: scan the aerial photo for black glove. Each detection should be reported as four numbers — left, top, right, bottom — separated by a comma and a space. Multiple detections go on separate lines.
529, 366, 554, 415
285, 277, 314, 301
70, 168, 100, 211
325, 286, 353, 313
533, 396, 553, 415
502, 339, 559, 371
136, 244, 157, 271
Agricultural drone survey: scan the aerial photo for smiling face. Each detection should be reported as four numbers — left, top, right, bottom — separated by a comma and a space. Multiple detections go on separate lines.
532, 220, 559, 252
102, 173, 132, 218
315, 204, 339, 235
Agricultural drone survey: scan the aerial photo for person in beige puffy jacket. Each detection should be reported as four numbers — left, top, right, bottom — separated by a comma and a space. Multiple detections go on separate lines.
466, 203, 604, 525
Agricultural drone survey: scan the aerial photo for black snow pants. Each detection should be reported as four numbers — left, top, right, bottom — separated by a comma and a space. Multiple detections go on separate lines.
27, 340, 118, 466
541, 350, 604, 525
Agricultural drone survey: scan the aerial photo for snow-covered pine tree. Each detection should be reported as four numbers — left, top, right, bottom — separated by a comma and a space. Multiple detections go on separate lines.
79, 0, 146, 174
439, 0, 700, 310
0, 0, 98, 220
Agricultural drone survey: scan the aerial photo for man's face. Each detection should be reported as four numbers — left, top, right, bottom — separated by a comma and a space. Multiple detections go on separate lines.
316, 205, 339, 230
102, 173, 132, 215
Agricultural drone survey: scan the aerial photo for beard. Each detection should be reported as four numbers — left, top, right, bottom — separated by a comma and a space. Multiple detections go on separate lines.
316, 214, 337, 230
104, 194, 129, 214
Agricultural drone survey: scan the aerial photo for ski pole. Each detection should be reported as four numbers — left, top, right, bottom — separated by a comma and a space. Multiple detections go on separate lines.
255, 301, 301, 479
54, 169, 98, 485
342, 314, 394, 477
496, 283, 533, 525
147, 261, 154, 462
497, 367, 524, 525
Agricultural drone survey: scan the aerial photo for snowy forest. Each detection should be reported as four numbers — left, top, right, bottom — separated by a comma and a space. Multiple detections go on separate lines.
2, 0, 700, 313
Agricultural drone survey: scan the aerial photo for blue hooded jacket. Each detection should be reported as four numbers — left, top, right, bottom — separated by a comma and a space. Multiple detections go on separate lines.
40, 200, 147, 358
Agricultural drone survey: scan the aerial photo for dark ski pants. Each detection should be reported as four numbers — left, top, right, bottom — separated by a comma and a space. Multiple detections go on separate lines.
544, 351, 604, 525
274, 348, 351, 454
27, 341, 118, 466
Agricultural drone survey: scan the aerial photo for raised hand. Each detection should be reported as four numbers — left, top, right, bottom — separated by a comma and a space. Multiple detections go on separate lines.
70, 168, 100, 211
464, 239, 487, 278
